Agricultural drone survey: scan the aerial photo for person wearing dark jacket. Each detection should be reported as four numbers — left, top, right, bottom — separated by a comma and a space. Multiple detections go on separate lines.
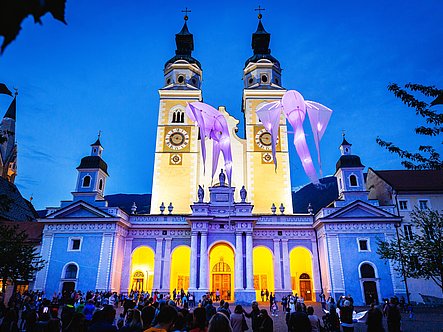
244, 301, 262, 332
386, 297, 401, 332
337, 297, 354, 331
288, 303, 311, 332
88, 305, 117, 332
366, 303, 384, 332
258, 309, 273, 332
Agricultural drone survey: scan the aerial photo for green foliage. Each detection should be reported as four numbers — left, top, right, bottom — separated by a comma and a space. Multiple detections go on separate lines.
376, 83, 443, 170
377, 208, 443, 292
0, 223, 45, 294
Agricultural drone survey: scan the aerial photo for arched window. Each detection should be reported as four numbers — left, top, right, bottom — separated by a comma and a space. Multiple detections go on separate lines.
99, 178, 103, 191
65, 264, 78, 279
299, 273, 310, 279
212, 261, 231, 272
349, 174, 358, 187
360, 263, 375, 278
172, 110, 185, 123
82, 175, 91, 187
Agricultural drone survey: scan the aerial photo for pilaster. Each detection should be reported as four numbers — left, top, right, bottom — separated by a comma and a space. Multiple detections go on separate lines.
199, 232, 208, 291
153, 238, 163, 290
235, 232, 244, 291
120, 237, 133, 293
273, 239, 282, 291
281, 239, 291, 292
245, 232, 254, 290
189, 232, 198, 291
161, 238, 172, 292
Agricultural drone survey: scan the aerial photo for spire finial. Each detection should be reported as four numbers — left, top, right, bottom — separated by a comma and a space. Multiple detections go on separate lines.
13, 87, 18, 97
98, 130, 102, 140
182, 7, 191, 21
255, 5, 265, 19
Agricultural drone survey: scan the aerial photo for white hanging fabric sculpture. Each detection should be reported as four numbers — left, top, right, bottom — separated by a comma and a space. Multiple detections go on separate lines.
185, 101, 233, 186
256, 89, 333, 184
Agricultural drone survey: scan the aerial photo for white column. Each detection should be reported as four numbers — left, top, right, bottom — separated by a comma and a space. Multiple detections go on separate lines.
162, 238, 172, 291
153, 238, 163, 290
245, 232, 254, 290
120, 237, 133, 293
189, 232, 198, 290
235, 232, 244, 290
311, 239, 322, 301
273, 239, 282, 291
199, 232, 208, 290
281, 239, 291, 291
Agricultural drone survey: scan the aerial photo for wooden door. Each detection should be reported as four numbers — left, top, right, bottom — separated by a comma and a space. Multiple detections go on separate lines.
212, 274, 231, 300
299, 280, 312, 301
363, 281, 378, 305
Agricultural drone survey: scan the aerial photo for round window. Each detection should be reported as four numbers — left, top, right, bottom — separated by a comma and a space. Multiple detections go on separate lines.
166, 78, 171, 84
192, 78, 197, 85
261, 75, 268, 83
248, 78, 253, 84
177, 75, 185, 84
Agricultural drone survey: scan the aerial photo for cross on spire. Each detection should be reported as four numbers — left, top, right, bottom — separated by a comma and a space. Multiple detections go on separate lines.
255, 5, 265, 19
98, 130, 102, 139
182, 7, 191, 21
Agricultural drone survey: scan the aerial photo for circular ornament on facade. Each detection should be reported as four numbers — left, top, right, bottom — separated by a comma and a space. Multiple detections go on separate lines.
262, 152, 273, 163
170, 153, 182, 165
165, 128, 189, 150
255, 128, 277, 150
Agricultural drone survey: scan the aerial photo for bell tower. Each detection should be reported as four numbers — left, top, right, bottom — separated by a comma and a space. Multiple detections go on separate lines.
150, 13, 202, 214
242, 11, 293, 213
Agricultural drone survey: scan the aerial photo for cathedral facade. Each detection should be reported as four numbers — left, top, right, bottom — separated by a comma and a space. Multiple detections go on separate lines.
33, 18, 412, 306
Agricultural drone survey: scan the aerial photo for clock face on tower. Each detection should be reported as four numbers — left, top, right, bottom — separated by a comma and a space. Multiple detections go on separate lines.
254, 126, 280, 151
165, 128, 190, 150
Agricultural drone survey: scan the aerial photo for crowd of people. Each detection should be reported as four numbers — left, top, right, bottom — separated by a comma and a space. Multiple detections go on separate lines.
0, 288, 405, 332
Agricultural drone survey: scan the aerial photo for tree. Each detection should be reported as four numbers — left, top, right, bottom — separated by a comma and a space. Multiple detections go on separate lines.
377, 208, 443, 294
0, 0, 67, 53
0, 223, 45, 297
376, 83, 443, 170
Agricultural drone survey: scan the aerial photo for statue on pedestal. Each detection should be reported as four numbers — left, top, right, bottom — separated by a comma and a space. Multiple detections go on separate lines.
198, 185, 204, 203
219, 169, 226, 186
240, 185, 247, 202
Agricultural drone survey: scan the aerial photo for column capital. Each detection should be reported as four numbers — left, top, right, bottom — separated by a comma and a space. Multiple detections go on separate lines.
165, 237, 173, 242
281, 238, 289, 243
273, 238, 280, 243
155, 237, 164, 242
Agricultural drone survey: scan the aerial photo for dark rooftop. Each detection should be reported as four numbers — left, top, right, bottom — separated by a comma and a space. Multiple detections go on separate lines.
372, 169, 443, 192
245, 20, 280, 69
0, 176, 38, 222
77, 156, 108, 175
336, 155, 364, 172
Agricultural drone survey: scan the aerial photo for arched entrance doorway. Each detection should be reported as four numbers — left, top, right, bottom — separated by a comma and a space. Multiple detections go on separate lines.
61, 263, 78, 293
253, 246, 274, 301
170, 246, 191, 295
209, 243, 234, 301
130, 246, 155, 292
360, 262, 379, 305
289, 247, 314, 301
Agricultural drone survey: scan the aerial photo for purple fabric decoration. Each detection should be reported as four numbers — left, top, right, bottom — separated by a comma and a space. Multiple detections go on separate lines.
305, 101, 333, 176
282, 90, 319, 184
256, 101, 282, 170
255, 90, 333, 184
185, 102, 233, 185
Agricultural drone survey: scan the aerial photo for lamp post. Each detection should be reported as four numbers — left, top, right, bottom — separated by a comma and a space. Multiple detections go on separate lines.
394, 222, 410, 305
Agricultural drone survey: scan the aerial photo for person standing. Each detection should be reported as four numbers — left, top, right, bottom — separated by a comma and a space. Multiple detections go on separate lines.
244, 301, 262, 332
386, 297, 401, 332
337, 297, 354, 332
288, 303, 311, 332
230, 305, 246, 332
307, 306, 321, 332
258, 309, 273, 332
366, 303, 384, 332
265, 289, 269, 302
261, 290, 265, 302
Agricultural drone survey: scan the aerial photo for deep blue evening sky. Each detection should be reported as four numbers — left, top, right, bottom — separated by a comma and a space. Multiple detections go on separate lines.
0, 0, 442, 210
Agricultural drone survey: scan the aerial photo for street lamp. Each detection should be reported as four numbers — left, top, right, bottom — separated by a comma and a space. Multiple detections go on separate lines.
394, 221, 410, 305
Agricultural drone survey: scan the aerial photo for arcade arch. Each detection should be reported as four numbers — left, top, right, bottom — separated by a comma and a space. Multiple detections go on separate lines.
130, 246, 155, 292
289, 247, 315, 301
209, 242, 235, 301
170, 246, 191, 295
253, 246, 274, 301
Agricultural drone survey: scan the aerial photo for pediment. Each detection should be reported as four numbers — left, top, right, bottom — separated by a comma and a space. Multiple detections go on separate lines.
46, 201, 112, 219
325, 200, 396, 220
